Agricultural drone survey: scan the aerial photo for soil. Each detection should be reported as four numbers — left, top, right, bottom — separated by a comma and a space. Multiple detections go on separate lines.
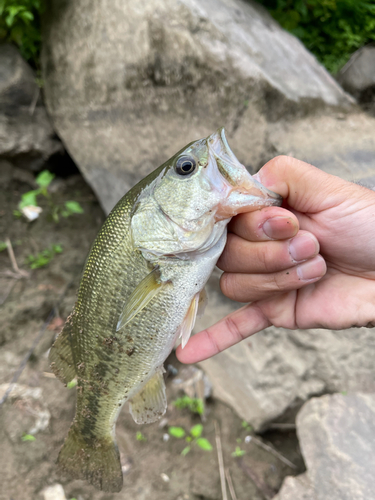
0, 169, 305, 500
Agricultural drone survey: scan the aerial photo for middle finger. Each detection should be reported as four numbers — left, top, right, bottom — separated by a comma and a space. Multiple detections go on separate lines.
218, 230, 319, 274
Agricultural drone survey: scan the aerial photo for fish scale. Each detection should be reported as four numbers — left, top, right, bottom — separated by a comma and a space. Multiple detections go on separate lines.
49, 128, 282, 492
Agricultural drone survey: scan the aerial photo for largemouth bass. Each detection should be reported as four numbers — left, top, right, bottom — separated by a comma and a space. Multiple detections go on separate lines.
50, 128, 281, 492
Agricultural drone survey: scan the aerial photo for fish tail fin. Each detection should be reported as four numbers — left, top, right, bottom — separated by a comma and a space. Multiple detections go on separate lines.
57, 424, 123, 492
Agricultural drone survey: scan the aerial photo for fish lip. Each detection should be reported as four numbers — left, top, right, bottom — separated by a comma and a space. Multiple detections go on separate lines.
208, 127, 283, 205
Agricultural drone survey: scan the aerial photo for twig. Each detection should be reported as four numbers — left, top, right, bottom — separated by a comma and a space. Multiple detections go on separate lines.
248, 436, 297, 470
225, 468, 238, 500
214, 421, 228, 500
5, 238, 29, 278
0, 281, 73, 406
43, 372, 56, 379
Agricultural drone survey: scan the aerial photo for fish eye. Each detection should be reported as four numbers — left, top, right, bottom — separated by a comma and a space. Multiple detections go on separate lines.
175, 156, 197, 176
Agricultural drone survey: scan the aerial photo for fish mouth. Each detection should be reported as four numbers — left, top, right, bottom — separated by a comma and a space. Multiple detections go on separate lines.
207, 128, 282, 218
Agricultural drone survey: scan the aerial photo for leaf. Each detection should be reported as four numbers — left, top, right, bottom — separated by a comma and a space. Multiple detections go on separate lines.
190, 424, 203, 438
231, 446, 246, 457
168, 426, 185, 439
19, 190, 39, 209
0, 241, 7, 252
52, 244, 63, 254
64, 200, 84, 214
67, 379, 77, 389
22, 434, 36, 442
136, 432, 146, 441
196, 438, 213, 451
0, 0, 5, 16
36, 170, 55, 188
181, 446, 191, 456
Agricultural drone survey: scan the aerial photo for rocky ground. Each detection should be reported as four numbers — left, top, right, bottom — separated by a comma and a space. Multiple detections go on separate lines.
0, 168, 305, 500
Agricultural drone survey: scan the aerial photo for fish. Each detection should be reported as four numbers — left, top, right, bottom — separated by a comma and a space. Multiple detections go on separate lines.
49, 128, 282, 492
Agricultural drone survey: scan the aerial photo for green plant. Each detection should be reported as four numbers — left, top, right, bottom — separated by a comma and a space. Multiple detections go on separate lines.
25, 243, 62, 269
21, 433, 36, 441
0, 241, 7, 252
168, 424, 213, 456
16, 170, 84, 222
136, 431, 146, 441
231, 445, 246, 457
0, 0, 44, 66
172, 395, 204, 416
241, 420, 253, 432
255, 0, 375, 73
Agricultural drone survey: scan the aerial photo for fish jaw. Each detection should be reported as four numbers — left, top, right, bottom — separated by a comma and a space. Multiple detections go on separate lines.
207, 128, 282, 219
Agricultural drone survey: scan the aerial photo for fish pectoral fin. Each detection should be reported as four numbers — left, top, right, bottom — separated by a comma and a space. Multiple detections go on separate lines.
129, 368, 167, 424
197, 287, 208, 318
49, 313, 76, 384
116, 267, 168, 332
178, 291, 200, 349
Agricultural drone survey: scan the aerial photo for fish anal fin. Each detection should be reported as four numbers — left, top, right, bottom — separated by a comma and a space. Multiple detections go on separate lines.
129, 368, 167, 424
117, 267, 168, 331
57, 424, 123, 492
49, 313, 76, 384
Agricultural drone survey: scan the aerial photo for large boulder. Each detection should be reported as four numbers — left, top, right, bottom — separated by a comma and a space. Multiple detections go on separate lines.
337, 44, 375, 115
274, 393, 375, 500
198, 272, 375, 431
0, 44, 62, 170
41, 0, 353, 213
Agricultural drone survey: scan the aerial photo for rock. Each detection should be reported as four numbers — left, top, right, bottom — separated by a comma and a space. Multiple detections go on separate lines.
0, 383, 51, 441
42, 0, 353, 213
41, 484, 67, 500
274, 393, 375, 500
197, 270, 375, 431
337, 44, 375, 96
0, 44, 62, 170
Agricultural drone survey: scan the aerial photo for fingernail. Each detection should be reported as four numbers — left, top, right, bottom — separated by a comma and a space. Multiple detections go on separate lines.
263, 216, 297, 239
289, 233, 319, 262
297, 255, 326, 280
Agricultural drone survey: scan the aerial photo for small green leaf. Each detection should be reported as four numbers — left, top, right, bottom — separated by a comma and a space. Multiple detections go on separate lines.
0, 241, 7, 252
67, 379, 77, 389
22, 434, 36, 442
19, 190, 39, 209
36, 170, 55, 188
185, 436, 192, 443
190, 424, 203, 438
136, 432, 146, 441
52, 244, 63, 254
196, 438, 213, 451
168, 426, 186, 439
64, 201, 84, 214
181, 445, 191, 456
231, 446, 246, 457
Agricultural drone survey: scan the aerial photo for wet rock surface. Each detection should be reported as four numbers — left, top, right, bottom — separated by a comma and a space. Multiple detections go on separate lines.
41, 0, 353, 214
274, 393, 375, 500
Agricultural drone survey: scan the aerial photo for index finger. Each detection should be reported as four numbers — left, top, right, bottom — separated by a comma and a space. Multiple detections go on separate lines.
176, 304, 271, 364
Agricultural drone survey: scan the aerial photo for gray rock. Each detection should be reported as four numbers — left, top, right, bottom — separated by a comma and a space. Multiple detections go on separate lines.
197, 270, 375, 431
0, 44, 62, 170
41, 0, 353, 213
337, 44, 375, 96
274, 393, 375, 500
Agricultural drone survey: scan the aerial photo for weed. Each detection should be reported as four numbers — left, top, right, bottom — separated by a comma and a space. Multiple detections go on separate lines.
136, 431, 146, 441
16, 170, 84, 222
231, 445, 246, 458
21, 433, 36, 442
25, 243, 62, 269
241, 420, 253, 432
0, 241, 7, 252
172, 395, 204, 415
168, 424, 213, 456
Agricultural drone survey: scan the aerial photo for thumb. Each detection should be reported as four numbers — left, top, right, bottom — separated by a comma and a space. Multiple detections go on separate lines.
255, 156, 351, 214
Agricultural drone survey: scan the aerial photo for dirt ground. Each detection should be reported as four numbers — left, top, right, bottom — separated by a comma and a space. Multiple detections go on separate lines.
0, 168, 305, 500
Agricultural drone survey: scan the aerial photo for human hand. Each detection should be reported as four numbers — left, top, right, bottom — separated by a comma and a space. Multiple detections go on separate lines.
177, 156, 375, 363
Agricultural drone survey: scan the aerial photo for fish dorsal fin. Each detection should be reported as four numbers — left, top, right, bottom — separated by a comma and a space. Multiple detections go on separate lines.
116, 267, 167, 331
49, 313, 76, 384
178, 291, 201, 349
129, 367, 167, 424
